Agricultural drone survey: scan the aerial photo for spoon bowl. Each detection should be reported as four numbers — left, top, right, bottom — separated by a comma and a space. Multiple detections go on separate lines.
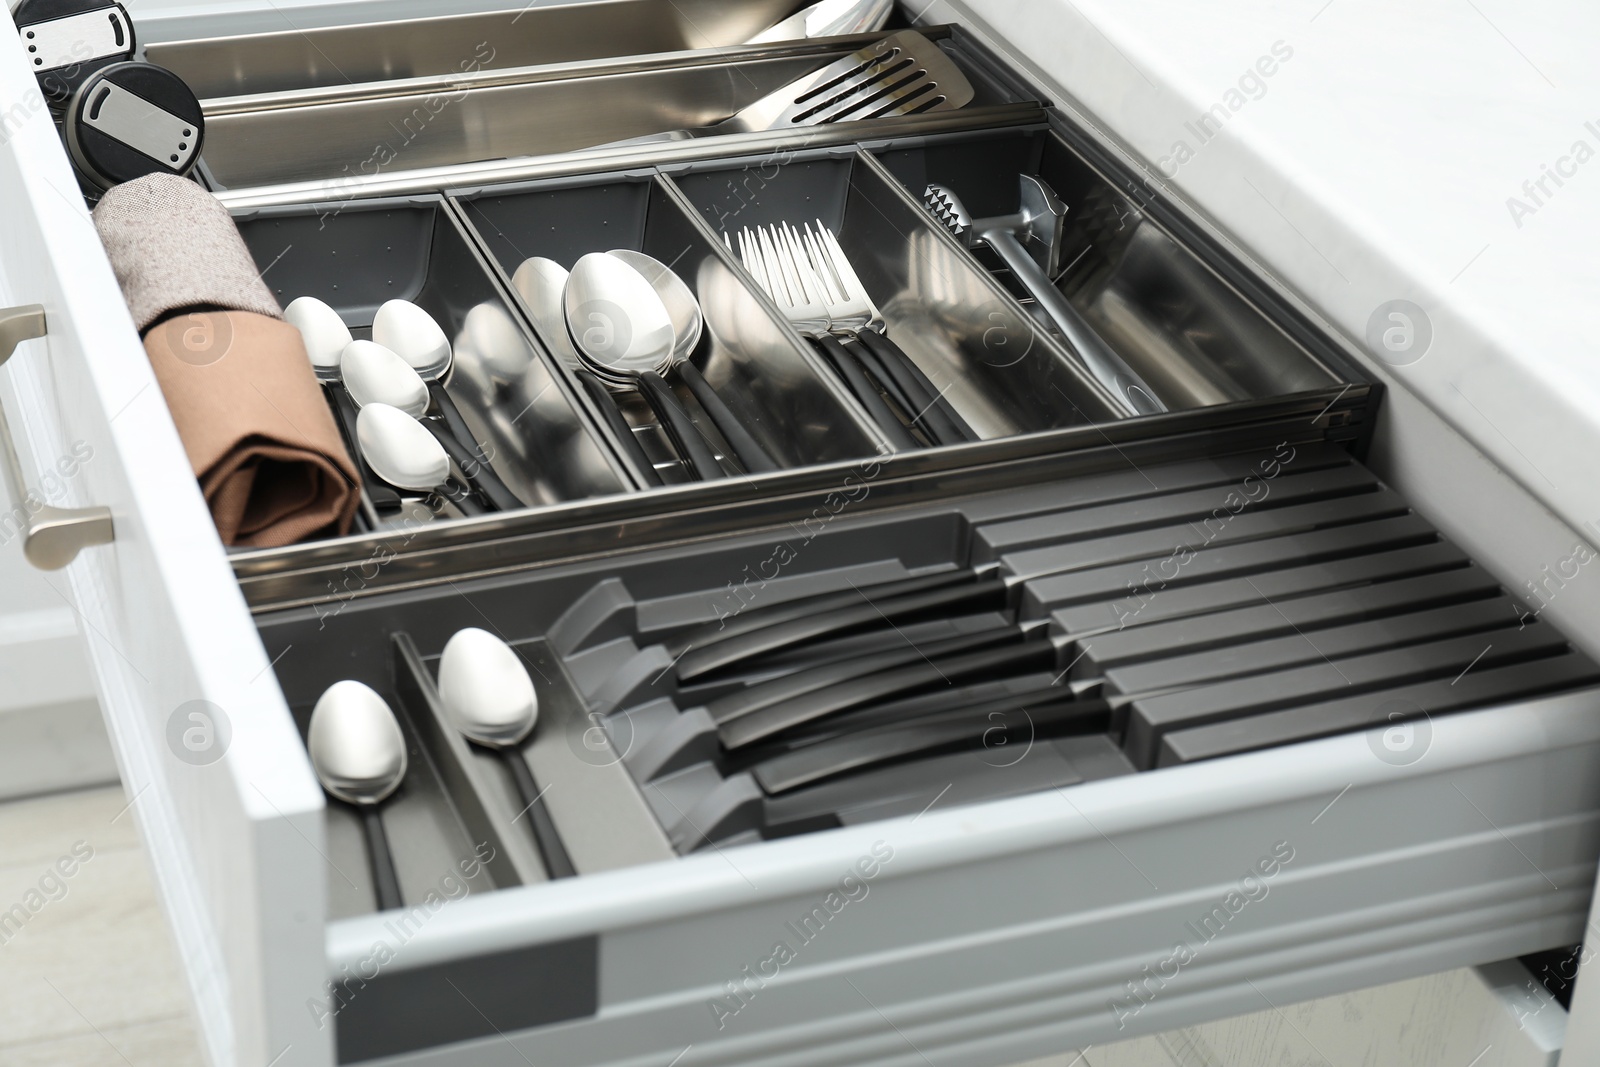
437, 627, 537, 747
563, 252, 676, 385
607, 249, 703, 367
356, 403, 450, 491
373, 299, 452, 380
513, 257, 584, 370
341, 340, 429, 417
285, 295, 351, 381
307, 680, 408, 806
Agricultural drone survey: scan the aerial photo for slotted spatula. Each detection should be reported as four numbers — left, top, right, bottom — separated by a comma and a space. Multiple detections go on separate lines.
603, 31, 974, 146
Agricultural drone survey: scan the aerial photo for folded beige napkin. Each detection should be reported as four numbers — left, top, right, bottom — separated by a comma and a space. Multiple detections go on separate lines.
94, 175, 359, 547
143, 311, 358, 547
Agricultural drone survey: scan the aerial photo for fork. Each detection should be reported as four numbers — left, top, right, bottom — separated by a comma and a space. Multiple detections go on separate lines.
737, 227, 919, 450
803, 224, 977, 445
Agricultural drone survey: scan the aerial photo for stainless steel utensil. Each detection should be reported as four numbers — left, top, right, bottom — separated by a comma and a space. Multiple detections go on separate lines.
285, 296, 393, 523
747, 0, 896, 44
809, 223, 978, 444
564, 253, 725, 480
354, 403, 487, 516
513, 256, 665, 488
341, 340, 524, 512
608, 249, 780, 474
437, 628, 575, 880
307, 680, 408, 911
610, 31, 973, 145
923, 178, 1167, 416
737, 225, 918, 449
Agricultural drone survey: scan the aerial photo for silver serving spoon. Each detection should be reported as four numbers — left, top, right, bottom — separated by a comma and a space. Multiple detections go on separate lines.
514, 256, 664, 486
608, 249, 779, 474
437, 628, 575, 879
564, 253, 725, 480
355, 403, 487, 516
342, 340, 523, 511
308, 680, 408, 911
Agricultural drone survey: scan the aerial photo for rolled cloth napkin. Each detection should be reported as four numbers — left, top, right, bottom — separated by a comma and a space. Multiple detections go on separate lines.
93, 174, 359, 547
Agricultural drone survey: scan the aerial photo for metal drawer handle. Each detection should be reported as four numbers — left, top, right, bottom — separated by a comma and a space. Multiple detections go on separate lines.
0, 305, 114, 570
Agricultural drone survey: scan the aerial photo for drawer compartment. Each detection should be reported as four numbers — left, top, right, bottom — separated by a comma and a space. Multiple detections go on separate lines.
871, 126, 1345, 410
249, 431, 1600, 1064
451, 171, 886, 483
232, 195, 633, 518
192, 28, 1039, 191
666, 146, 1125, 435
144, 0, 804, 99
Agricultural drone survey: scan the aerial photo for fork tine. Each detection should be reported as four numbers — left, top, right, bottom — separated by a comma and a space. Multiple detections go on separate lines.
787, 224, 831, 307
752, 229, 787, 307
818, 223, 868, 300
803, 223, 846, 302
768, 225, 808, 307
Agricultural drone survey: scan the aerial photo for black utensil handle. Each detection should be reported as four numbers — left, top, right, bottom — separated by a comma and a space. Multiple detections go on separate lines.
328, 385, 402, 511
428, 381, 480, 453
575, 368, 662, 487
677, 361, 780, 474
435, 477, 488, 516
640, 370, 725, 480
814, 335, 918, 450
755, 694, 1104, 795
720, 638, 1059, 749
669, 567, 990, 660
856, 330, 978, 443
678, 576, 1010, 682
362, 806, 405, 911
707, 619, 1023, 726
422, 419, 523, 512
845, 340, 919, 422
503, 750, 576, 879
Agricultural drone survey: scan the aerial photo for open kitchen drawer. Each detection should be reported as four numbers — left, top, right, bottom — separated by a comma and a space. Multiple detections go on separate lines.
5, 5, 1600, 1067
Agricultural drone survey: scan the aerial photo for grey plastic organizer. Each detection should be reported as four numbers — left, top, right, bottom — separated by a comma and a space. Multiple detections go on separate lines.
253, 421, 1600, 1063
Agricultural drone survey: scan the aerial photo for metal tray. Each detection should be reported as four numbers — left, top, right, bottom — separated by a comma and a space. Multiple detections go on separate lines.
191, 29, 1037, 190
231, 194, 634, 515
144, 0, 804, 99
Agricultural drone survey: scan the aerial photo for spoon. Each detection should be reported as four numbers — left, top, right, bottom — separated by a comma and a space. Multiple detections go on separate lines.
564, 253, 725, 480
284, 295, 396, 520
607, 250, 779, 474
342, 340, 524, 512
308, 680, 408, 911
355, 403, 487, 517
437, 628, 576, 879
513, 256, 663, 487
371, 299, 487, 472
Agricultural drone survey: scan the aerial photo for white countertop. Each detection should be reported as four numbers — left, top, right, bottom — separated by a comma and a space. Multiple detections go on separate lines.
956, 0, 1600, 546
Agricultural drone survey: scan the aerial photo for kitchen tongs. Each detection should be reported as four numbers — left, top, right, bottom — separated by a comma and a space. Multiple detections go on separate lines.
608, 31, 974, 146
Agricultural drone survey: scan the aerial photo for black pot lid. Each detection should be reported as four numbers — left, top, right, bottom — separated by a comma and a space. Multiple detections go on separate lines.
12, 0, 136, 106
64, 62, 204, 190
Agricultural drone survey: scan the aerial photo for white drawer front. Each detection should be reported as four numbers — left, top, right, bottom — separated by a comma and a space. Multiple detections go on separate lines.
0, 15, 329, 1067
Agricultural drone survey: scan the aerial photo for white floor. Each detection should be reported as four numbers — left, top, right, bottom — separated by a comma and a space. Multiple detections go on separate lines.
0, 786, 203, 1067
0, 785, 1563, 1067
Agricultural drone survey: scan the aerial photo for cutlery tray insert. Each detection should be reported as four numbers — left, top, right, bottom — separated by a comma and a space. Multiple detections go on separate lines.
233, 194, 633, 517
871, 125, 1346, 410
450, 171, 886, 483
664, 146, 1125, 437
191, 25, 1040, 190
257, 434, 1600, 872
